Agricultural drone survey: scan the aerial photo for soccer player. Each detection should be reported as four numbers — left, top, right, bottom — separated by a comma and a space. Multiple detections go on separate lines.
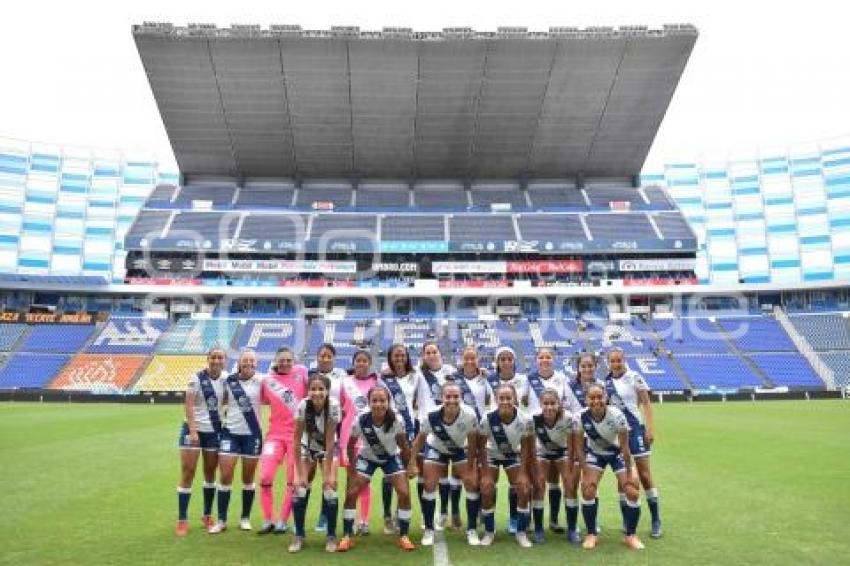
408, 382, 480, 547
526, 347, 569, 536
175, 347, 227, 536
257, 347, 307, 535
209, 349, 264, 533
339, 350, 379, 535
531, 388, 578, 544
338, 386, 416, 552
605, 348, 661, 539
414, 340, 456, 530
478, 383, 536, 548
289, 374, 342, 553
575, 383, 644, 550
377, 344, 419, 535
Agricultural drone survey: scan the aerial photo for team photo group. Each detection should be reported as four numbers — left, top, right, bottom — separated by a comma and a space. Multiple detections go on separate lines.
175, 341, 662, 554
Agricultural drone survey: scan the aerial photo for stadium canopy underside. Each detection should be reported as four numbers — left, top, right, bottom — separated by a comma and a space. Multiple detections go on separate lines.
133, 23, 697, 180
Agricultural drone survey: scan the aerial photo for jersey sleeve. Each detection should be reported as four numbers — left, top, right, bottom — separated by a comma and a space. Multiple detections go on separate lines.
349, 416, 362, 440
295, 399, 307, 422
328, 399, 342, 424
613, 409, 629, 432
633, 373, 650, 392
186, 373, 199, 393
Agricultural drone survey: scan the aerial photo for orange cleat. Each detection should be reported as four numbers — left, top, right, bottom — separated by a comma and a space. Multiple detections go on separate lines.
397, 536, 416, 551
624, 535, 645, 550
337, 536, 355, 552
582, 534, 598, 549
175, 520, 189, 537
201, 515, 214, 529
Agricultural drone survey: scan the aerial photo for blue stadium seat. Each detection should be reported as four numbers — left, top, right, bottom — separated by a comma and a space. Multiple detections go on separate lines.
19, 325, 97, 353
0, 353, 71, 389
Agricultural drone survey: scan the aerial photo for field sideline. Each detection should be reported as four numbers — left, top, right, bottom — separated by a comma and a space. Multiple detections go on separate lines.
1, 400, 848, 565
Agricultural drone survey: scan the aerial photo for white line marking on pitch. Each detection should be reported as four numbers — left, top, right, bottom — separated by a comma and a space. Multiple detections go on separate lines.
433, 529, 452, 566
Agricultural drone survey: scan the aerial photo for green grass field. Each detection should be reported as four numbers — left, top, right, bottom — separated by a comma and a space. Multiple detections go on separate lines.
1, 400, 848, 565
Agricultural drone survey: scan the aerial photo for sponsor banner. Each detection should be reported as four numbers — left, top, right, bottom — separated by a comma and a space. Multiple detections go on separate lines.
278, 279, 355, 288
311, 201, 335, 210
609, 201, 631, 211
0, 312, 108, 324
623, 276, 699, 286
438, 280, 511, 288
380, 241, 449, 253
618, 258, 697, 272
371, 262, 419, 273
126, 277, 202, 286
506, 260, 584, 274
202, 259, 357, 274
586, 260, 617, 272
503, 240, 540, 253
433, 261, 506, 274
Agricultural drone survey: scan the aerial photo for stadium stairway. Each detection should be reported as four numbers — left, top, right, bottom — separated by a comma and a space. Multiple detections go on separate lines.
711, 320, 776, 388
642, 323, 696, 390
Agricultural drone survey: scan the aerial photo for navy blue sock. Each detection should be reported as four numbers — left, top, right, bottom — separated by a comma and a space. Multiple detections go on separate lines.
566, 500, 579, 533
646, 488, 660, 523
581, 499, 598, 535
202, 482, 216, 517
508, 487, 518, 523
293, 493, 307, 537
466, 493, 480, 531
324, 493, 339, 538
216, 486, 231, 522
624, 500, 641, 535
450, 483, 462, 519
382, 478, 393, 518
343, 509, 356, 536
177, 488, 191, 521
548, 484, 562, 524
398, 509, 412, 536
241, 486, 255, 520
439, 480, 450, 516
422, 491, 437, 530
482, 509, 495, 533
517, 508, 531, 533
532, 501, 545, 533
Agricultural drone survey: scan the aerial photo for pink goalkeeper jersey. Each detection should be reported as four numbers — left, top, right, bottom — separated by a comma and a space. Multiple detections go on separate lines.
341, 373, 378, 442
262, 365, 308, 439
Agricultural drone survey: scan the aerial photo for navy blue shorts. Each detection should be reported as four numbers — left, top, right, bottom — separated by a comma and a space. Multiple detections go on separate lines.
178, 422, 219, 451
585, 450, 626, 474
628, 424, 651, 458
354, 454, 404, 478
487, 454, 521, 470
536, 448, 568, 462
422, 443, 467, 465
219, 430, 262, 458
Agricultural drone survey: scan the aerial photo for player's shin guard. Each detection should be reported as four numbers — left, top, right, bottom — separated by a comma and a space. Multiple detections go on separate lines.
532, 499, 545, 534
449, 476, 462, 519
565, 499, 579, 533
623, 499, 641, 536
438, 478, 450, 516
646, 488, 660, 523
581, 497, 598, 536
343, 508, 356, 537
323, 489, 339, 538
548, 482, 562, 524
482, 508, 495, 533
216, 484, 232, 522
241, 483, 256, 520
203, 482, 216, 517
177, 487, 191, 521
466, 492, 480, 531
516, 506, 531, 534
422, 490, 437, 530
382, 477, 393, 518
293, 487, 308, 538
398, 508, 412, 537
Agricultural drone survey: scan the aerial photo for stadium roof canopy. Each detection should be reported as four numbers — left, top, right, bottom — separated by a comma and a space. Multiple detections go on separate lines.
133, 23, 698, 180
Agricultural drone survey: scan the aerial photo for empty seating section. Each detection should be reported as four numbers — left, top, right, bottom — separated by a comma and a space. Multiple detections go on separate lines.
357, 183, 410, 208
654, 318, 730, 353
529, 319, 578, 351
308, 320, 376, 360
125, 210, 171, 240
235, 320, 301, 372
0, 353, 70, 389
383, 215, 445, 241
133, 355, 207, 392
146, 184, 176, 205
87, 318, 170, 353
748, 354, 823, 388
414, 183, 468, 209
49, 354, 147, 392
598, 324, 649, 354
173, 184, 236, 206
383, 320, 439, 351
819, 352, 850, 389
449, 321, 500, 362
157, 319, 240, 354
584, 183, 645, 207
717, 318, 795, 351
643, 187, 674, 209
239, 214, 308, 241
630, 355, 687, 390
19, 325, 96, 353
449, 215, 516, 241
166, 212, 239, 240
470, 183, 526, 208
236, 183, 295, 208
0, 324, 28, 350
296, 182, 352, 208
789, 314, 850, 350
586, 213, 656, 240
527, 182, 587, 208
676, 355, 763, 390
309, 215, 378, 243
654, 213, 694, 239
517, 214, 587, 242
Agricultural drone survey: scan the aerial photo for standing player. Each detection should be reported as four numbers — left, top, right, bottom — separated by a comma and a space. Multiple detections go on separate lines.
338, 386, 416, 552
408, 382, 480, 547
289, 374, 342, 553
339, 350, 379, 535
175, 347, 227, 536
377, 344, 419, 534
414, 341, 456, 529
576, 384, 644, 550
478, 383, 535, 548
526, 347, 569, 536
209, 349, 264, 533
258, 347, 307, 535
605, 348, 661, 539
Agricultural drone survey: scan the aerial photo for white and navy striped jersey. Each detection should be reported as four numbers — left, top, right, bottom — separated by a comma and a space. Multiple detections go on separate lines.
534, 411, 577, 456
579, 406, 628, 456
420, 405, 478, 454
525, 370, 568, 414
186, 372, 226, 433
415, 364, 457, 420
479, 408, 534, 460
222, 375, 264, 435
350, 413, 406, 462
296, 397, 341, 452
607, 370, 649, 425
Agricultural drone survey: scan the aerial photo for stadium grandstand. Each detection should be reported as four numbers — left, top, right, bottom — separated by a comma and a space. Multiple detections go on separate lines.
0, 22, 848, 400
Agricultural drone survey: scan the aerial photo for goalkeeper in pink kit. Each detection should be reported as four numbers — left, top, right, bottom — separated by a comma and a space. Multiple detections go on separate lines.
257, 347, 307, 534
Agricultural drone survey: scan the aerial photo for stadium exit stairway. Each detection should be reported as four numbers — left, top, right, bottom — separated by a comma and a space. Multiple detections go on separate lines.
711, 321, 776, 388
644, 324, 696, 391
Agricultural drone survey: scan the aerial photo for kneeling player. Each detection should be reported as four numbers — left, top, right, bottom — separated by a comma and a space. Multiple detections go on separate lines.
338, 386, 416, 552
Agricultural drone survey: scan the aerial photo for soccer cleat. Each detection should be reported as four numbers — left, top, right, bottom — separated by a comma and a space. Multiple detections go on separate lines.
325, 537, 338, 553
624, 534, 645, 550
315, 513, 328, 532
357, 521, 370, 536
257, 521, 275, 535
174, 520, 189, 537
533, 530, 545, 544
515, 532, 533, 548
288, 536, 304, 553
549, 522, 565, 534
582, 534, 598, 550
201, 515, 214, 529
480, 532, 495, 547
397, 535, 416, 551
421, 529, 435, 546
435, 514, 447, 531
452, 515, 463, 530
274, 521, 288, 534
239, 518, 252, 531
383, 515, 396, 535
467, 529, 481, 546
207, 520, 227, 534
507, 517, 518, 535
651, 520, 663, 539
567, 530, 582, 545
337, 536, 355, 552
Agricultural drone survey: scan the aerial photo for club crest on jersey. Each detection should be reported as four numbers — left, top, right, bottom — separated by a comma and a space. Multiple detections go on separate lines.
283, 390, 294, 404
206, 397, 217, 412
463, 393, 475, 406
431, 383, 441, 398
394, 392, 406, 407
499, 442, 512, 453
356, 397, 368, 410
238, 396, 251, 411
